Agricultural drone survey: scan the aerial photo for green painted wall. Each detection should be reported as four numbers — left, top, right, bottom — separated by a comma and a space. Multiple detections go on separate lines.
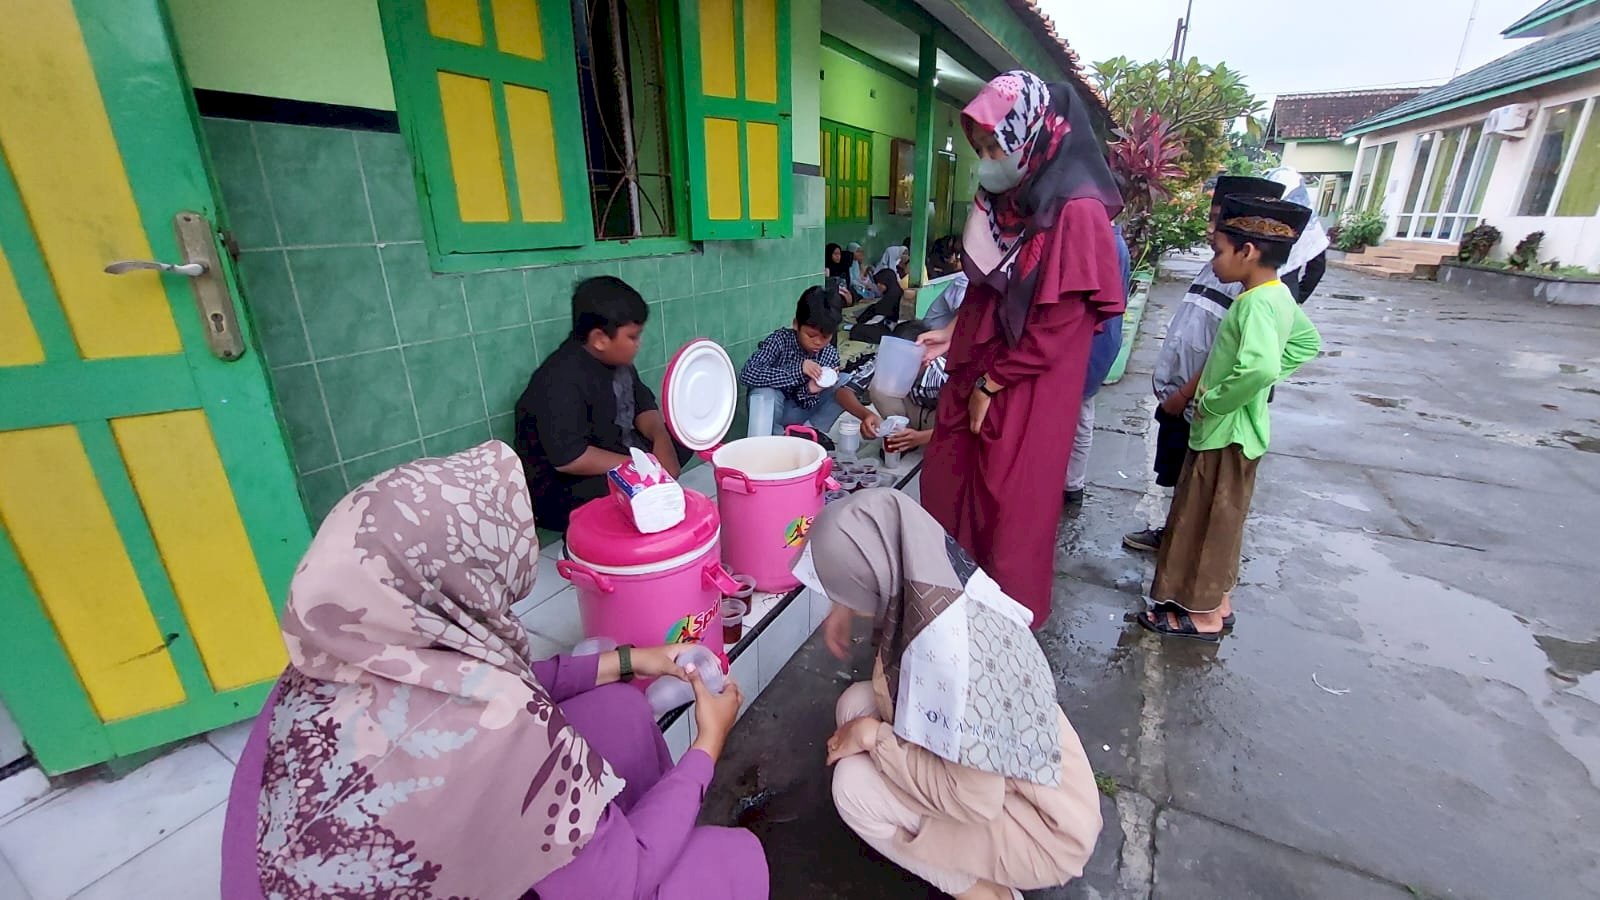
168, 0, 395, 110
206, 118, 824, 523
169, 0, 823, 163
818, 46, 975, 195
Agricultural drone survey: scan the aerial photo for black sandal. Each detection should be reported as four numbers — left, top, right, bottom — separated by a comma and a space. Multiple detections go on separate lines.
1137, 609, 1224, 643
1153, 601, 1235, 630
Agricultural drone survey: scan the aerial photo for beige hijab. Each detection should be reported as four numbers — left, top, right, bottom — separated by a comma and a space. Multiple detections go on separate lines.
257, 441, 624, 898
811, 490, 1064, 785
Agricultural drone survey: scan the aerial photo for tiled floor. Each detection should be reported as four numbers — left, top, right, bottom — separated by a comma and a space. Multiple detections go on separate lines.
0, 451, 920, 899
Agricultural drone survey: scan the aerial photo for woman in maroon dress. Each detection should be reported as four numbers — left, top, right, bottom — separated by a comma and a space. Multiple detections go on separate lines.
918, 71, 1126, 628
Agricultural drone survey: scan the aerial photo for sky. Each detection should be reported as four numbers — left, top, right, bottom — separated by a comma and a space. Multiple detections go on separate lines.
1040, 0, 1539, 105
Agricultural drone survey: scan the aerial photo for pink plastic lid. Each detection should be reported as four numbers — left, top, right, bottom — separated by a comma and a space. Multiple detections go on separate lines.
565, 488, 721, 568
661, 339, 737, 452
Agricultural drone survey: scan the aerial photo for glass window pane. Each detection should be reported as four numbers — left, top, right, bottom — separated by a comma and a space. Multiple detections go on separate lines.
1443, 126, 1482, 215
1367, 142, 1396, 214
1556, 104, 1600, 216
1467, 135, 1502, 214
1520, 103, 1578, 216
1402, 133, 1437, 216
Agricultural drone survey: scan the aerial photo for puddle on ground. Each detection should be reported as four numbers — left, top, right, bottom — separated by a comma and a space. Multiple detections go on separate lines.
1320, 349, 1345, 357
1560, 364, 1590, 375
1315, 530, 1600, 786
1355, 394, 1407, 409
1542, 403, 1562, 411
1564, 386, 1600, 397
1537, 430, 1600, 454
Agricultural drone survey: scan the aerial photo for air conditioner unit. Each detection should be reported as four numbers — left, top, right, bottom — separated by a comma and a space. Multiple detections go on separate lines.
1485, 103, 1535, 137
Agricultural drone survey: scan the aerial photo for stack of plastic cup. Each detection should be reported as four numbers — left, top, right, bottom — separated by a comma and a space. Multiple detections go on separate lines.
837, 416, 862, 460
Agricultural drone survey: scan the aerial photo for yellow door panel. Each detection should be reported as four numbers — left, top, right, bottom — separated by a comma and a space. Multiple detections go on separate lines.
0, 246, 43, 366
742, 0, 778, 103
747, 122, 780, 221
0, 426, 185, 720
0, 1, 181, 360
699, 0, 738, 99
112, 411, 287, 692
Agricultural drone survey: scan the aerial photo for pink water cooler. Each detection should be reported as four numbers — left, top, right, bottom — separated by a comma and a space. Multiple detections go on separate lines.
560, 489, 737, 656
661, 339, 834, 591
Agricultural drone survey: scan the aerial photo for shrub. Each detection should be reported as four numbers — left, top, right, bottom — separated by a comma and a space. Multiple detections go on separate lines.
1334, 210, 1385, 252
1508, 231, 1544, 270
1145, 190, 1211, 262
1457, 223, 1501, 264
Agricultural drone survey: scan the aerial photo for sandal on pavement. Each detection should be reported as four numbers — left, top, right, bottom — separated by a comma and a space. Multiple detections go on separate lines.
1137, 609, 1224, 643
1153, 600, 1234, 630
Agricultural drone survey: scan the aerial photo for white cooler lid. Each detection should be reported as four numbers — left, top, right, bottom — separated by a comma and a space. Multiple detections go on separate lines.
661, 338, 736, 452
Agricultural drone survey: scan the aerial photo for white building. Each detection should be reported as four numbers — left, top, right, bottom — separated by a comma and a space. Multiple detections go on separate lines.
1343, 0, 1600, 269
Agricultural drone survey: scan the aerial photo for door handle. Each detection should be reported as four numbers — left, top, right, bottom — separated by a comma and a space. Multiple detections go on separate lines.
104, 259, 207, 277
105, 212, 244, 362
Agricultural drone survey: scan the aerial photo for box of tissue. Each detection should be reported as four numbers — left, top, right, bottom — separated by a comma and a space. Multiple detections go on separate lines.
607, 448, 687, 534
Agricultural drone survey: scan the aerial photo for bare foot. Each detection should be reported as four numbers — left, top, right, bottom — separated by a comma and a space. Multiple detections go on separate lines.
954, 880, 1017, 900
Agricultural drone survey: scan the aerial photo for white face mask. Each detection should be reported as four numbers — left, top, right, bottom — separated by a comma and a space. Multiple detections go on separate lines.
977, 145, 1027, 194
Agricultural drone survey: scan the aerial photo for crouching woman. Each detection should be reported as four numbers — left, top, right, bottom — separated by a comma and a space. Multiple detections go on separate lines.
813, 490, 1102, 900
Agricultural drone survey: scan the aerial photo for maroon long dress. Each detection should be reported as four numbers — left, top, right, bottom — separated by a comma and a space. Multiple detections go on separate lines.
921, 198, 1125, 627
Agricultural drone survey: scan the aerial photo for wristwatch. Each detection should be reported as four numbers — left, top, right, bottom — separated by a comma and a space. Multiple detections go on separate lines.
975, 375, 999, 398
617, 644, 635, 682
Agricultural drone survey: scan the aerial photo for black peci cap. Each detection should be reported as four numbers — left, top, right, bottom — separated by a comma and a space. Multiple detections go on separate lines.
1212, 175, 1282, 203
1217, 196, 1311, 244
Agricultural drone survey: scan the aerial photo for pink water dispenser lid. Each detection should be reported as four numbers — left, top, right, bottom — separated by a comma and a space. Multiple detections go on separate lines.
566, 489, 721, 568
661, 339, 737, 452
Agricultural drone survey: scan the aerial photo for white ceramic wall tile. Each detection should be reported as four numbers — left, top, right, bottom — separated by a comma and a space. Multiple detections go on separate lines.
519, 586, 585, 649
728, 644, 759, 717
512, 554, 569, 619
523, 630, 567, 660
0, 851, 28, 900
677, 463, 716, 497
662, 715, 692, 764
205, 720, 252, 765
0, 767, 53, 821
74, 804, 224, 900
757, 598, 810, 692
0, 742, 232, 899
807, 588, 831, 632
539, 537, 564, 560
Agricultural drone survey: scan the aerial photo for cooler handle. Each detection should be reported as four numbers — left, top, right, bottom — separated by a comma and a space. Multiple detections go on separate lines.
557, 559, 615, 594
784, 425, 820, 441
814, 455, 834, 492
716, 467, 755, 495
702, 561, 741, 595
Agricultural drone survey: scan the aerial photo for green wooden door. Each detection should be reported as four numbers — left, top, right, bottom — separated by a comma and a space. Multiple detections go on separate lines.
0, 0, 309, 774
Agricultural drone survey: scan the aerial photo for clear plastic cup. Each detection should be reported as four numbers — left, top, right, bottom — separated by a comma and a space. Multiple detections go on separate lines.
880, 415, 910, 468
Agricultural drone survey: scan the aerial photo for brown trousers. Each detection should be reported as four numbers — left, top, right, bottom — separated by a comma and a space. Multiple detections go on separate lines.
1150, 444, 1260, 613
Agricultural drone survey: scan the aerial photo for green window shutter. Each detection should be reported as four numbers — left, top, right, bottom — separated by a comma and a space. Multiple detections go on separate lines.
381, 0, 593, 253
678, 0, 793, 240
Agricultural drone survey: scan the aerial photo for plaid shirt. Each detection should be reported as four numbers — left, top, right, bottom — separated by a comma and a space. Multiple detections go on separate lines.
740, 328, 843, 409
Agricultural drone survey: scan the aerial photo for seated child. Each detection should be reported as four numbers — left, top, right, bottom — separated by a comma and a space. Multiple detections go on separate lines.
513, 276, 687, 531
870, 320, 946, 456
741, 286, 850, 437
1140, 196, 1321, 642
1124, 175, 1282, 552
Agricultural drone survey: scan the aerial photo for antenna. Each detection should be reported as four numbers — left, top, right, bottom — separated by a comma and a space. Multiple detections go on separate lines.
1452, 0, 1481, 78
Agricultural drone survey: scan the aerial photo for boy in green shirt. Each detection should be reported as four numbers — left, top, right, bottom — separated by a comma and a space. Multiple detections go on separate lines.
1140, 196, 1322, 642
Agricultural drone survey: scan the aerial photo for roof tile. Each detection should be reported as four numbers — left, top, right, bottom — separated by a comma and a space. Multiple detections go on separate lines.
1268, 89, 1430, 140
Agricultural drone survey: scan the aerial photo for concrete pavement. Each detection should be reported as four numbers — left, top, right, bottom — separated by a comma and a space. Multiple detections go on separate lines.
702, 259, 1600, 899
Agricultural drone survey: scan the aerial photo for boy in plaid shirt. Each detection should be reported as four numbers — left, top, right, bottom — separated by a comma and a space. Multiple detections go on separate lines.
741, 286, 849, 437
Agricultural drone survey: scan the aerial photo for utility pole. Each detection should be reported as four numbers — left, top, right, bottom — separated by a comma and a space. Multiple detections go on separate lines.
1170, 0, 1196, 63
1452, 0, 1481, 78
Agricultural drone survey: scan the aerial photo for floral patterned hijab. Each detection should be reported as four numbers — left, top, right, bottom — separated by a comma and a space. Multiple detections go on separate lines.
256, 441, 624, 898
962, 71, 1123, 345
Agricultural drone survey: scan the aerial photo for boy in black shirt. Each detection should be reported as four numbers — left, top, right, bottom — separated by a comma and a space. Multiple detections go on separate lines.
514, 276, 686, 531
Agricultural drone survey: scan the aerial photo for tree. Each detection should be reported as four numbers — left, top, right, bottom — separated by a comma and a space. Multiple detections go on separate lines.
1106, 109, 1188, 268
1092, 56, 1264, 187
1223, 116, 1279, 176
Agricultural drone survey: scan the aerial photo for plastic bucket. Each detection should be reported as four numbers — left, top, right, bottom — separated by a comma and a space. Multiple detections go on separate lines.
874, 336, 922, 399
711, 434, 832, 591
559, 532, 738, 663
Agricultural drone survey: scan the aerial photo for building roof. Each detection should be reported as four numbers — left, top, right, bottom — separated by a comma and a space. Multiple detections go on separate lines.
1267, 88, 1431, 141
1347, 17, 1600, 135
1503, 0, 1599, 38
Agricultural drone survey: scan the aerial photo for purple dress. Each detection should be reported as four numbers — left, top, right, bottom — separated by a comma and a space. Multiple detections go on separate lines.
221, 654, 768, 899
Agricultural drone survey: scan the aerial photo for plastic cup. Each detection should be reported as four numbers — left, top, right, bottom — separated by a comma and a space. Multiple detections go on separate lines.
873, 336, 922, 399
837, 416, 862, 460
824, 489, 850, 504
856, 459, 878, 475
729, 573, 757, 601
836, 473, 860, 491
856, 472, 883, 490
748, 388, 779, 437
880, 415, 910, 468
721, 597, 749, 644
